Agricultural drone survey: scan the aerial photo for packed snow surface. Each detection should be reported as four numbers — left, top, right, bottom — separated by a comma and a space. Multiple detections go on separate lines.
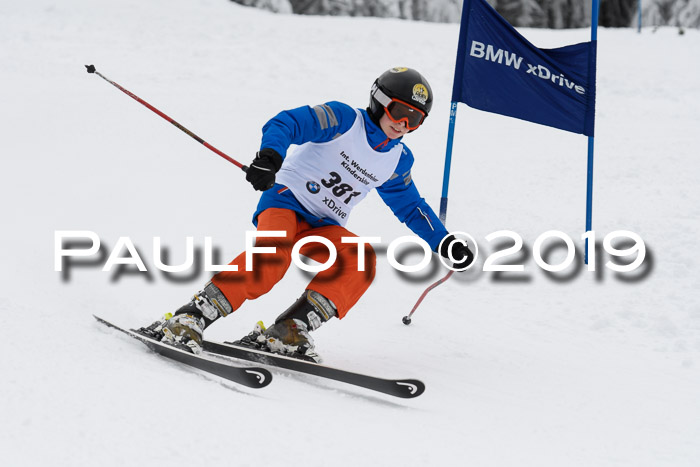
1, 1, 699, 466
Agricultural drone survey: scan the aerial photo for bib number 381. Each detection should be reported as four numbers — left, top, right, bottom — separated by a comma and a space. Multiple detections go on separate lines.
321, 171, 361, 204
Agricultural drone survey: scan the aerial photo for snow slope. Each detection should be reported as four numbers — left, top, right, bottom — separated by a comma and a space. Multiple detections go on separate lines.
1, 1, 699, 466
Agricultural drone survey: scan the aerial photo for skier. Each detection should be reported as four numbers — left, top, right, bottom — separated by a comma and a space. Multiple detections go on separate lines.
140, 67, 474, 361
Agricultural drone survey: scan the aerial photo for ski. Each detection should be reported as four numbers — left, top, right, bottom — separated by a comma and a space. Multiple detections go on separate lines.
202, 339, 425, 399
93, 315, 272, 389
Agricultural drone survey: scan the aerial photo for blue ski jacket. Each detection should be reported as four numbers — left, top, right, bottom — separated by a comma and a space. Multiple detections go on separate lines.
253, 101, 448, 251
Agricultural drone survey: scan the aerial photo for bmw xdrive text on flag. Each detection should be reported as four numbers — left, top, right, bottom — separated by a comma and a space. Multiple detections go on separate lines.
452, 0, 597, 136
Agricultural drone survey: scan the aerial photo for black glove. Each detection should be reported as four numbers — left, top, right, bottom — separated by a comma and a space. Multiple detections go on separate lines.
246, 148, 284, 191
439, 234, 475, 270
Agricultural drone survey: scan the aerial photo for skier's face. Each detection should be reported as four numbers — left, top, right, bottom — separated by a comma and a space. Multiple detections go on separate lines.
379, 113, 409, 139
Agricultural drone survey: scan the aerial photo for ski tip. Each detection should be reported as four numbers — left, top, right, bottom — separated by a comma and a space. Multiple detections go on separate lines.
394, 379, 425, 398
93, 314, 109, 325
244, 368, 273, 388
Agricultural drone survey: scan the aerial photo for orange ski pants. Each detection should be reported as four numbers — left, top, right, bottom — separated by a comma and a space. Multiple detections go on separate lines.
211, 208, 376, 318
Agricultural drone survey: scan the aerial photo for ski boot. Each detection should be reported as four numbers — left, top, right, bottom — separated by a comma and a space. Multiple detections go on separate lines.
231, 290, 337, 363
136, 282, 233, 355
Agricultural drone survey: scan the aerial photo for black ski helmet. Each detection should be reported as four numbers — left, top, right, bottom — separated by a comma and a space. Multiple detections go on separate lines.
368, 67, 433, 128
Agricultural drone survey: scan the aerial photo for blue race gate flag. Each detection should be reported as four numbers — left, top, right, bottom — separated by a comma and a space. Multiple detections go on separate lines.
452, 0, 597, 136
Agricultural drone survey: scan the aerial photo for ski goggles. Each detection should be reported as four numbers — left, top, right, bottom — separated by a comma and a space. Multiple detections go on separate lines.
372, 86, 426, 130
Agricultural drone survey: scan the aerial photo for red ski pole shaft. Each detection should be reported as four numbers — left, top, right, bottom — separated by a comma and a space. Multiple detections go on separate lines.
85, 64, 247, 171
402, 270, 454, 325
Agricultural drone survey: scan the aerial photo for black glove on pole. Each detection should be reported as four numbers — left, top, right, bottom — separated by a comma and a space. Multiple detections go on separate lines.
439, 234, 475, 270
245, 148, 284, 191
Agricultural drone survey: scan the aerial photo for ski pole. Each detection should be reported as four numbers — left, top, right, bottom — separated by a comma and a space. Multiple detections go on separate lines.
402, 102, 463, 325
85, 64, 247, 171
402, 270, 453, 325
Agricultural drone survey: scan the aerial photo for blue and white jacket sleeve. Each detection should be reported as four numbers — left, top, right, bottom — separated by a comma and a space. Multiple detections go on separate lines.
260, 101, 357, 156
376, 147, 449, 251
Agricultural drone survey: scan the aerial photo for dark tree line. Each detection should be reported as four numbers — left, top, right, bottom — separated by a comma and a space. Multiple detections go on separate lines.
231, 0, 699, 28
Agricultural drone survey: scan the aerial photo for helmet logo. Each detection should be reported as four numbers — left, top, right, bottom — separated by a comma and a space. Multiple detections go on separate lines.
390, 67, 408, 73
412, 84, 429, 105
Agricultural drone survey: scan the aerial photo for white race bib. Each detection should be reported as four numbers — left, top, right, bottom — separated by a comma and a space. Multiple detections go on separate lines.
275, 110, 403, 226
